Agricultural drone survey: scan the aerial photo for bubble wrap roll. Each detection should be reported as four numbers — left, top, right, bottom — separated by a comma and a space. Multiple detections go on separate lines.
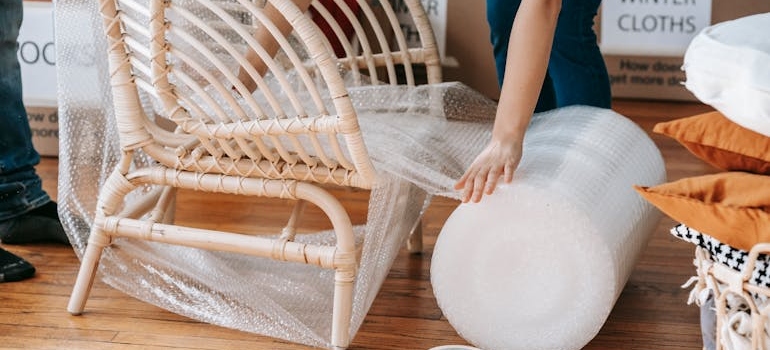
430, 107, 666, 350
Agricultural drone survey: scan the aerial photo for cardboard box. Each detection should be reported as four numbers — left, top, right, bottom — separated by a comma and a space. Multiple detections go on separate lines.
393, 0, 499, 99
434, 0, 770, 102
442, 0, 499, 100
26, 105, 59, 157
19, 1, 58, 156
600, 0, 770, 101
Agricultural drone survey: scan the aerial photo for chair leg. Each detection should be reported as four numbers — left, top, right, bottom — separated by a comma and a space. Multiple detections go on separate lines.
162, 196, 177, 224
158, 187, 178, 224
69, 166, 133, 315
67, 227, 110, 315
407, 220, 423, 254
280, 199, 306, 241
330, 266, 355, 350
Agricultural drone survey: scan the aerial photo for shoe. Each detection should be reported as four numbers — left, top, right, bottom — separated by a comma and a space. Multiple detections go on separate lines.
0, 201, 70, 245
0, 247, 35, 282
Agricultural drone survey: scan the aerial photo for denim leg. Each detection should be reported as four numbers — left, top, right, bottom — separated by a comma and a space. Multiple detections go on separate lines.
549, 0, 611, 109
0, 0, 50, 221
486, 0, 558, 112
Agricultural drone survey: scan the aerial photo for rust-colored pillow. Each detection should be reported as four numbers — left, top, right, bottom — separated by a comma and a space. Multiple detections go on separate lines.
634, 172, 770, 251
654, 111, 770, 174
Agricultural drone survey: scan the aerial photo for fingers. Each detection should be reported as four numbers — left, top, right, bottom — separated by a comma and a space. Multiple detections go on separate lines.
454, 171, 470, 190
455, 140, 522, 202
454, 167, 473, 202
456, 168, 484, 203
484, 167, 502, 195
503, 161, 515, 183
458, 164, 515, 203
462, 170, 478, 203
470, 173, 486, 203
456, 165, 498, 203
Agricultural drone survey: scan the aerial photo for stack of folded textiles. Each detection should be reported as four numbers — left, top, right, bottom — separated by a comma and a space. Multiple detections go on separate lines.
633, 12, 770, 350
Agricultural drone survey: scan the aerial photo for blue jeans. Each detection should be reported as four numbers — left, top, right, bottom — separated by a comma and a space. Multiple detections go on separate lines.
0, 0, 50, 221
486, 0, 611, 112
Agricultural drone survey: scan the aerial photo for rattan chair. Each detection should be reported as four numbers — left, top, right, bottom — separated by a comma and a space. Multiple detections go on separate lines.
66, 0, 441, 348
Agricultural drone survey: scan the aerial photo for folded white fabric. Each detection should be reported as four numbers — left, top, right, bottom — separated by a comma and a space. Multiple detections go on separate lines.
723, 311, 753, 350
683, 12, 770, 136
720, 296, 770, 350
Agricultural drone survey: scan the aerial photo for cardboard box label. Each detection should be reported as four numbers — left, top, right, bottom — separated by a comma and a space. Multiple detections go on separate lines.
26, 106, 59, 157
601, 0, 712, 57
604, 56, 694, 100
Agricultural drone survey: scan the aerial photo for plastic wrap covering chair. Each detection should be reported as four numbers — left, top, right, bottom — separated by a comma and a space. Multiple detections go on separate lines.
298, 0, 444, 252
65, 0, 440, 348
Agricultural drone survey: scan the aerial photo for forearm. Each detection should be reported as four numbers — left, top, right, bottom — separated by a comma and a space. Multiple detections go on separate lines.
454, 0, 562, 202
493, 0, 561, 141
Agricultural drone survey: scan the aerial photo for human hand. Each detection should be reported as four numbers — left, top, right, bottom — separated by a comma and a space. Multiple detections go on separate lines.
454, 137, 523, 203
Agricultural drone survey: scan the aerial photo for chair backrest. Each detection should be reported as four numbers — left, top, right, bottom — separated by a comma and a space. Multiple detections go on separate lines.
97, 0, 441, 190
307, 0, 442, 86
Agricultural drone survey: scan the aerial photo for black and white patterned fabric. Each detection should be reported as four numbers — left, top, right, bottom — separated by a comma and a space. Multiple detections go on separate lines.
671, 224, 770, 289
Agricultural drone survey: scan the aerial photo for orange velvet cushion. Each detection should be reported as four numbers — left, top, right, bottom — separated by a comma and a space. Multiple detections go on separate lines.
654, 111, 770, 174
635, 172, 770, 251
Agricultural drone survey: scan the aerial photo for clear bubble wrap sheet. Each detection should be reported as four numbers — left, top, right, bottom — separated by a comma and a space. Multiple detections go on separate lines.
54, 0, 664, 348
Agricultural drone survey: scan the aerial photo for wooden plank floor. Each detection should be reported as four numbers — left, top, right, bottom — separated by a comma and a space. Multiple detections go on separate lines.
0, 98, 716, 349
